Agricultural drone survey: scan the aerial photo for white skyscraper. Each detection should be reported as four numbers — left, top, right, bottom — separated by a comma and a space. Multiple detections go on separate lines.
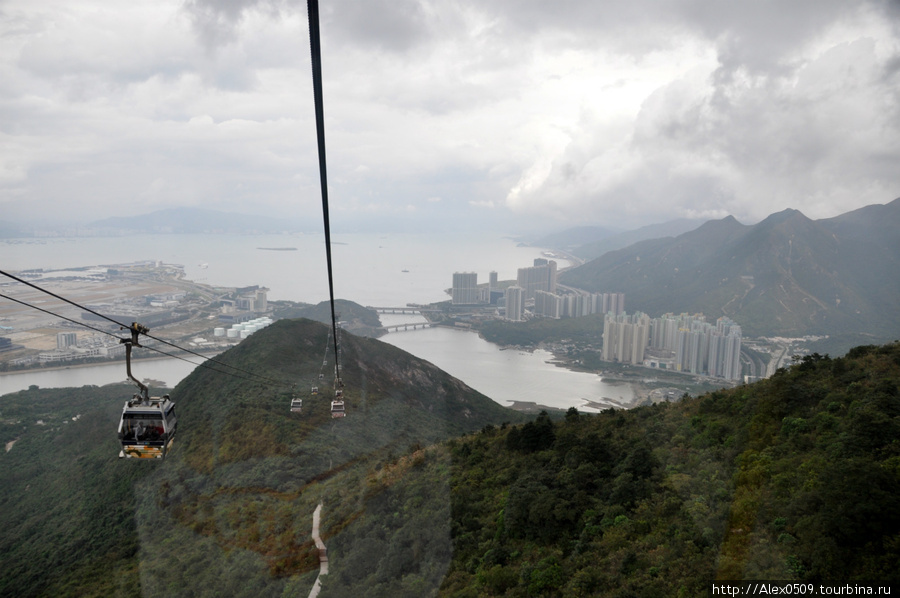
505, 286, 525, 321
452, 272, 479, 304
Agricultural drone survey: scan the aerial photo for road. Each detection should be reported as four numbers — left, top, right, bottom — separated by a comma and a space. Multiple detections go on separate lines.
767, 344, 791, 377
308, 503, 328, 598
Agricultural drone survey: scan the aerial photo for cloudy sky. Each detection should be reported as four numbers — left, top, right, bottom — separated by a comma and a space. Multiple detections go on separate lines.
1, 0, 898, 233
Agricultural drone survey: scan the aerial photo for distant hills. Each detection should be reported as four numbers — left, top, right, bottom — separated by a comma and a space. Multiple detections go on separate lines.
273, 299, 385, 337
534, 218, 704, 260
529, 225, 623, 251
87, 207, 307, 233
560, 198, 900, 338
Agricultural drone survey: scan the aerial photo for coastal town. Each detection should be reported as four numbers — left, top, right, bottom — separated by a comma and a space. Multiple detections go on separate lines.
0, 259, 812, 409
0, 261, 262, 370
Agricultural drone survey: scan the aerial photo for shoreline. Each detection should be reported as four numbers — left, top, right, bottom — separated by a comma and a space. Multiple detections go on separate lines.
0, 349, 223, 377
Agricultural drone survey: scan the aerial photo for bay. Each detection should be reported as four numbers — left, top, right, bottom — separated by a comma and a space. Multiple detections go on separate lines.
380, 315, 632, 412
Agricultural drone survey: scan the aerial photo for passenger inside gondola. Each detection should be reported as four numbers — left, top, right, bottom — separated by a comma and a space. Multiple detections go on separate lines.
123, 416, 164, 441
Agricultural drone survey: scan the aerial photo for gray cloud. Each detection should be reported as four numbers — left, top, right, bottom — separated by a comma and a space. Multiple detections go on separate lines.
184, 0, 283, 49
1, 0, 898, 232
324, 0, 431, 54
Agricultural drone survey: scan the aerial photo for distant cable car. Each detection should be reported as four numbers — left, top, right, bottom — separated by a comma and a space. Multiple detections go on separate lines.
330, 398, 345, 418
311, 386, 318, 395
117, 323, 177, 459
331, 378, 345, 418
289, 385, 303, 413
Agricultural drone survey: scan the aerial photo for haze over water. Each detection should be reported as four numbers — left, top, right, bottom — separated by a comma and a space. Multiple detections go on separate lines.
3, 232, 563, 305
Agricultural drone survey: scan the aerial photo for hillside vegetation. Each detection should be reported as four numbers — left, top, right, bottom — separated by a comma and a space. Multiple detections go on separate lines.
0, 318, 524, 597
272, 299, 383, 337
438, 343, 900, 596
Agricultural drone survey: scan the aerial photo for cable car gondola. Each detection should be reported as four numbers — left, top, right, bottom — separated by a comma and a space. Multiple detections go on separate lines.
330, 379, 345, 418
117, 324, 177, 459
330, 398, 345, 418
290, 396, 303, 413
119, 393, 177, 459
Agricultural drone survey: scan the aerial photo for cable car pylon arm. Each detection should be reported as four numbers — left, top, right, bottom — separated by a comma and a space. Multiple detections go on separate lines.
121, 322, 150, 403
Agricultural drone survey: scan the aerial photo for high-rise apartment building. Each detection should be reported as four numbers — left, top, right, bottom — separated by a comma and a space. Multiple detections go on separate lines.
534, 290, 561, 318
452, 272, 479, 304
57, 332, 77, 350
516, 260, 557, 299
505, 286, 525, 321
608, 312, 743, 380
602, 312, 650, 365
255, 288, 268, 313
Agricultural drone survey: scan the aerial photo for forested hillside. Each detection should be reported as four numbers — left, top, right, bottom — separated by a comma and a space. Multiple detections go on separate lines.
3, 332, 897, 596
438, 343, 900, 596
0, 384, 148, 597
0, 318, 524, 597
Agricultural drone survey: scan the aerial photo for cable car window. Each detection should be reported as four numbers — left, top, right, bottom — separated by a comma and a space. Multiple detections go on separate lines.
122, 414, 165, 440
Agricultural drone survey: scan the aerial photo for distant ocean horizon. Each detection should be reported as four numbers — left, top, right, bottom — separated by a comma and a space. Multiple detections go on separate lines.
2, 231, 568, 306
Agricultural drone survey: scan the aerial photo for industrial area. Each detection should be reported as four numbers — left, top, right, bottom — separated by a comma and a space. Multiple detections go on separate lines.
0, 261, 272, 371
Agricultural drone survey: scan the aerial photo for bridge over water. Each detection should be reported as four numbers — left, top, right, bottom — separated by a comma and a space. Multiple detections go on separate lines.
369, 306, 442, 314
381, 322, 436, 333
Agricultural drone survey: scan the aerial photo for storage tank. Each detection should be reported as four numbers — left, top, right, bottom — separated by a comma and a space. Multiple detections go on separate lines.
240, 329, 251, 338
214, 328, 225, 337
226, 329, 239, 338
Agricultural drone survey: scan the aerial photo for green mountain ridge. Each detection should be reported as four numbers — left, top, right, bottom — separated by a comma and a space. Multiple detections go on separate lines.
560, 198, 900, 338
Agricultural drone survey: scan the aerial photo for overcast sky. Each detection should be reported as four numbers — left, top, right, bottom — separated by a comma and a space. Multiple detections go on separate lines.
1, 0, 898, 233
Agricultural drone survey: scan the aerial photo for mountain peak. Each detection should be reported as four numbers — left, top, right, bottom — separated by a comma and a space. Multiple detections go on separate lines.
701, 214, 742, 228
757, 208, 810, 227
